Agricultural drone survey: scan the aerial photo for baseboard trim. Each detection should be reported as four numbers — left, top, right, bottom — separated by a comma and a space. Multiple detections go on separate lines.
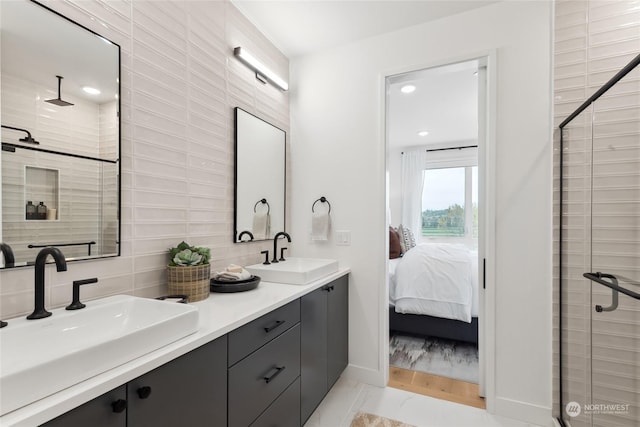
342, 364, 386, 387
494, 396, 553, 426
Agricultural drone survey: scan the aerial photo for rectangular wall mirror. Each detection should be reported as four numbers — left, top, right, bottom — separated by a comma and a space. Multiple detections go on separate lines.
234, 108, 286, 243
0, 0, 121, 268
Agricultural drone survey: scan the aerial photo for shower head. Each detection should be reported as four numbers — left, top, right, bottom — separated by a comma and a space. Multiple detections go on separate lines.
46, 98, 74, 107
1, 125, 39, 144
45, 75, 74, 107
19, 135, 40, 144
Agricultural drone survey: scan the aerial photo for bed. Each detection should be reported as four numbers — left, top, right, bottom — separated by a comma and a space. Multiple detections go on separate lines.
389, 243, 479, 344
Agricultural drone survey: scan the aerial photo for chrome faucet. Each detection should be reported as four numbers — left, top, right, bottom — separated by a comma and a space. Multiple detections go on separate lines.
27, 247, 67, 320
0, 242, 15, 267
272, 232, 291, 263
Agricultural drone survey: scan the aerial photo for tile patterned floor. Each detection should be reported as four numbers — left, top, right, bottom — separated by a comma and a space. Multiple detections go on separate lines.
304, 376, 545, 427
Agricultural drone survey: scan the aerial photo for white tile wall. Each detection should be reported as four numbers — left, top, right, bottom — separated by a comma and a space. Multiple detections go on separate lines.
0, 0, 290, 319
1, 74, 116, 262
553, 0, 640, 424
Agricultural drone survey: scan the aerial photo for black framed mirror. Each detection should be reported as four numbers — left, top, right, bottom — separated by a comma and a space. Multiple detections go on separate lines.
234, 108, 285, 243
0, 0, 121, 267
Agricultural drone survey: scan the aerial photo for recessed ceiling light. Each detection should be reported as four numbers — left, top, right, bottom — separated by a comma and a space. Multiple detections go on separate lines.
82, 86, 101, 95
400, 85, 416, 94
418, 131, 429, 137
473, 71, 478, 76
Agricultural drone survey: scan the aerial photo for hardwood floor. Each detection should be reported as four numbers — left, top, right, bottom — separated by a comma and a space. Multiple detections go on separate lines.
388, 366, 486, 409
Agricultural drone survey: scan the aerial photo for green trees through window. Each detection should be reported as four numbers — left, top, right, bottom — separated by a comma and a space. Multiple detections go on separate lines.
421, 167, 477, 239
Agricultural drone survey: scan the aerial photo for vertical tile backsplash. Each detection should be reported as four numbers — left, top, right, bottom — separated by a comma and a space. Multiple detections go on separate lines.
0, 0, 290, 319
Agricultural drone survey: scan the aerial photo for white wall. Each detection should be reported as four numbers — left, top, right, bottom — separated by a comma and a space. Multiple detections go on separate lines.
290, 1, 553, 425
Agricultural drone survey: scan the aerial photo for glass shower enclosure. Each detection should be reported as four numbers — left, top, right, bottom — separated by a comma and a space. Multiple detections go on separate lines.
558, 53, 640, 426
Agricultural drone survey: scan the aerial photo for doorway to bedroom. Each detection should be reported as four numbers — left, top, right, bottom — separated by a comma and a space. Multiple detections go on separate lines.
385, 57, 489, 409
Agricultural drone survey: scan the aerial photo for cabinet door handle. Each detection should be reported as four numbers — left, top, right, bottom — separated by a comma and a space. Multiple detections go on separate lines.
111, 399, 127, 413
264, 320, 285, 333
324, 285, 334, 292
263, 366, 286, 383
137, 386, 152, 399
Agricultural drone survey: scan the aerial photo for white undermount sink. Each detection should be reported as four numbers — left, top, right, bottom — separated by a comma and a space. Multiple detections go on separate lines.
0, 294, 199, 416
246, 257, 339, 285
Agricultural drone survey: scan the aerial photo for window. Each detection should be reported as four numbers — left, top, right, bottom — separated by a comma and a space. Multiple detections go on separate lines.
421, 166, 478, 244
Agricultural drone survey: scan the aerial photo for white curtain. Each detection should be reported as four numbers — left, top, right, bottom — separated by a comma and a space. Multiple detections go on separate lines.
401, 150, 427, 237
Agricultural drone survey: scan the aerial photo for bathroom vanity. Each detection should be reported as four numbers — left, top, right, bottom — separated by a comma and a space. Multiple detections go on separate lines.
1, 270, 349, 427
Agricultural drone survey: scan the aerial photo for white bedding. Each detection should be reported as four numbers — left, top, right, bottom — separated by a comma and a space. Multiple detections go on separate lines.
389, 243, 479, 322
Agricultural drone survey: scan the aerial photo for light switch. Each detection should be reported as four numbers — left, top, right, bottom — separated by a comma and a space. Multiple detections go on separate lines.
336, 230, 351, 246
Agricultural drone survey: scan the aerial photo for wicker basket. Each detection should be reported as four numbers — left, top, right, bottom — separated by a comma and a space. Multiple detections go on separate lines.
167, 264, 211, 302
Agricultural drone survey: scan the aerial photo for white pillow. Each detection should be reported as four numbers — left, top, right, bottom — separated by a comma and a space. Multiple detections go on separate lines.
397, 224, 416, 254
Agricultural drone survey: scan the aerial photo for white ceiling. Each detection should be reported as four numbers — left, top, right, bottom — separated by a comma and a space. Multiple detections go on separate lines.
232, 0, 488, 149
1, 0, 119, 105
231, 0, 497, 59
387, 60, 479, 149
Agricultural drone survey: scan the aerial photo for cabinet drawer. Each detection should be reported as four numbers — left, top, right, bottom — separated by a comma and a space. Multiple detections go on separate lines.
250, 377, 300, 427
228, 299, 300, 366
228, 324, 301, 427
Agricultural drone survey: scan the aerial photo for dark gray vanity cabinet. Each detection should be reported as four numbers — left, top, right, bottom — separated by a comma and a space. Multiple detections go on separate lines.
40, 274, 348, 427
250, 377, 301, 427
327, 275, 349, 388
228, 300, 301, 427
41, 336, 227, 427
300, 275, 349, 423
41, 386, 127, 427
127, 335, 227, 426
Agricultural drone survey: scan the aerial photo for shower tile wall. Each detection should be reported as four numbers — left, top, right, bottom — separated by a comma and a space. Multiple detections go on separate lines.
0, 0, 290, 319
1, 74, 115, 261
554, 0, 640, 425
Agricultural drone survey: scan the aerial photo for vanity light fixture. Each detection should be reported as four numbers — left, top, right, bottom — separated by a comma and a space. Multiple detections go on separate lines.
82, 86, 101, 95
233, 47, 289, 91
418, 131, 429, 137
400, 84, 416, 93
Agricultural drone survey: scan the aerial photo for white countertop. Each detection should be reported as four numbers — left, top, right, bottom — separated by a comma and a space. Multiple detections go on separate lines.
0, 269, 350, 427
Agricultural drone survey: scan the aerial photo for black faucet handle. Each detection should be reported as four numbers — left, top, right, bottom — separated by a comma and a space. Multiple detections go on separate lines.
261, 250, 271, 265
66, 277, 98, 310
279, 247, 288, 261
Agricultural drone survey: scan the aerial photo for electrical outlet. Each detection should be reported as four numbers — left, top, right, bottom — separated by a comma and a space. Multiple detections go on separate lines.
335, 230, 351, 246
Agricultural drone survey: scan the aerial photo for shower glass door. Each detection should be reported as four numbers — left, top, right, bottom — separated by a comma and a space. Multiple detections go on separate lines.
560, 104, 594, 427
588, 65, 640, 427
559, 57, 640, 427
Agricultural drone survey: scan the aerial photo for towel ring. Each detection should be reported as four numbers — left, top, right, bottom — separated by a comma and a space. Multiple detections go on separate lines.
254, 198, 270, 215
312, 196, 331, 214
238, 230, 254, 242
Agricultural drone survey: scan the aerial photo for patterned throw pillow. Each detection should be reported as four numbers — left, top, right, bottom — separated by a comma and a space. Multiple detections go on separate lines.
397, 224, 416, 253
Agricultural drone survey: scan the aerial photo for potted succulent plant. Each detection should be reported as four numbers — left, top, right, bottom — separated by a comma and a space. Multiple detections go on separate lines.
167, 241, 211, 302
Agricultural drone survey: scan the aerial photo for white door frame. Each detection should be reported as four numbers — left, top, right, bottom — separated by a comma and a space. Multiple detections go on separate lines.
381, 50, 497, 412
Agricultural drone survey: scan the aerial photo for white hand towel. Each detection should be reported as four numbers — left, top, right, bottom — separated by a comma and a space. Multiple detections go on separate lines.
252, 212, 270, 240
213, 265, 252, 281
311, 211, 330, 241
